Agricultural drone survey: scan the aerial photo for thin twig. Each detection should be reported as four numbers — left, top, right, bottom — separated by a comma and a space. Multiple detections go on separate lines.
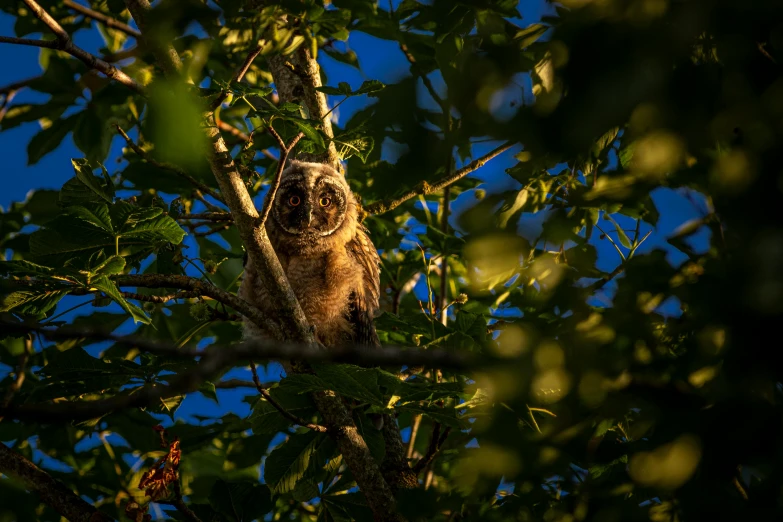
63, 0, 141, 37
413, 425, 451, 474
216, 119, 250, 141
259, 128, 304, 227
116, 125, 225, 204
0, 76, 38, 94
195, 223, 231, 237
177, 212, 233, 222
216, 120, 278, 160
171, 481, 203, 522
364, 141, 514, 215
214, 379, 259, 389
210, 44, 264, 110
406, 414, 422, 459
120, 290, 201, 303
0, 88, 18, 124
0, 36, 59, 48
249, 362, 328, 433
399, 42, 447, 113
0, 338, 30, 415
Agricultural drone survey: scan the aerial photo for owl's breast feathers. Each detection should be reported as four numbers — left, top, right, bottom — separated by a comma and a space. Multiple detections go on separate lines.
239, 225, 381, 348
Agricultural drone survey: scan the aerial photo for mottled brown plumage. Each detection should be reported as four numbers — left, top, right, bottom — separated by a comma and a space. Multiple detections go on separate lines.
239, 160, 381, 349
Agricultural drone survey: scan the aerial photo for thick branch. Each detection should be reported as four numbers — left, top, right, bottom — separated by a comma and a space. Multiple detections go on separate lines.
268, 47, 339, 168
0, 443, 112, 522
63, 0, 141, 37
202, 112, 314, 343
15, 0, 143, 93
116, 125, 225, 204
112, 273, 278, 336
250, 361, 328, 432
364, 141, 515, 215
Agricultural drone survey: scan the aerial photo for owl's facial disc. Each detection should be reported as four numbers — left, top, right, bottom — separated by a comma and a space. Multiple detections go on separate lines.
273, 176, 348, 238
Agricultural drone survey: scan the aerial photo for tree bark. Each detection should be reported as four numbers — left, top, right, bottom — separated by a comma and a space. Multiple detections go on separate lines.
0, 443, 112, 522
268, 46, 340, 169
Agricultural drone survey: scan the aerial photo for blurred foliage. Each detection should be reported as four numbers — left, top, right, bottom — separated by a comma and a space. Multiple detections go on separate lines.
1, 0, 783, 521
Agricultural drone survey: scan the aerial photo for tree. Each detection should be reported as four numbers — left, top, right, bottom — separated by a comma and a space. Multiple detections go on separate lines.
1, 0, 782, 520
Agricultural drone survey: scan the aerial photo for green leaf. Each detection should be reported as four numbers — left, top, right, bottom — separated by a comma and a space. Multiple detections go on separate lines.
313, 364, 385, 406
354, 80, 385, 96
322, 492, 374, 522
356, 414, 385, 462
27, 113, 80, 165
73, 110, 111, 162
334, 135, 375, 163
514, 23, 549, 49
71, 159, 115, 203
91, 275, 151, 324
263, 431, 326, 495
604, 213, 632, 249
323, 47, 359, 69
208, 479, 272, 522
199, 381, 218, 403
291, 119, 326, 150
397, 405, 468, 429
63, 204, 114, 233
250, 388, 318, 434
0, 284, 70, 317
91, 255, 126, 277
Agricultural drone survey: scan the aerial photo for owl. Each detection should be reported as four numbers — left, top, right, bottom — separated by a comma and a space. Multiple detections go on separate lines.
238, 160, 381, 349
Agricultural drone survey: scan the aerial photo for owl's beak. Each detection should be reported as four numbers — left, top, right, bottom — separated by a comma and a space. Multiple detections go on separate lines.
305, 207, 313, 227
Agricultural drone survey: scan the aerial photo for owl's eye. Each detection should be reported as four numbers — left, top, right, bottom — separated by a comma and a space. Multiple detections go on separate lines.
289, 195, 301, 206
319, 197, 332, 207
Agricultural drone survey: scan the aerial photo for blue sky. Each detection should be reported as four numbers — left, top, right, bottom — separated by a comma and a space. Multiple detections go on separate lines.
0, 1, 710, 434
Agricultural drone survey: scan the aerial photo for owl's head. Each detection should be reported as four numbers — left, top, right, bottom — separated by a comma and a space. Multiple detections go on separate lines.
269, 160, 358, 253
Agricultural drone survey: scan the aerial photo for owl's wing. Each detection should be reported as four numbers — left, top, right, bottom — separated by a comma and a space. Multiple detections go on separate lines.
347, 224, 381, 347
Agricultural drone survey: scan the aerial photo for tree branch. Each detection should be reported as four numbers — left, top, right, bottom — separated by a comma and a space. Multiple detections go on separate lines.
363, 141, 515, 215
268, 47, 340, 168
0, 321, 476, 424
0, 35, 59, 48
249, 361, 328, 432
13, 0, 144, 93
63, 0, 141, 38
412, 425, 451, 473
119, 290, 201, 303
122, 6, 403, 517
177, 212, 233, 222
116, 125, 225, 204
0, 443, 112, 522
122, 0, 182, 77
112, 273, 278, 336
260, 128, 304, 227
